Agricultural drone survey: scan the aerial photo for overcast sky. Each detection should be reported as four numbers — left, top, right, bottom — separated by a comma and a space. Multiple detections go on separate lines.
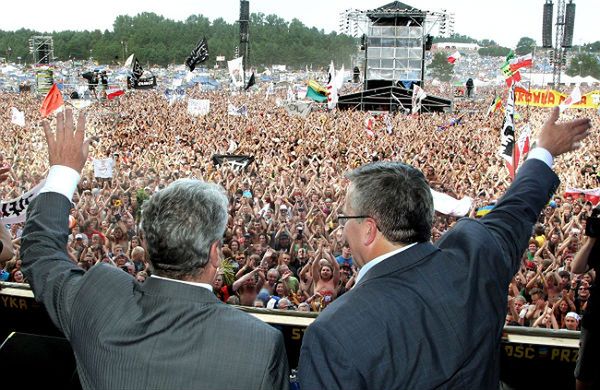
0, 0, 596, 48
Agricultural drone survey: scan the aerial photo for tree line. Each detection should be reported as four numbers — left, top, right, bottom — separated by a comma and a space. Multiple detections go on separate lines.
0, 12, 357, 69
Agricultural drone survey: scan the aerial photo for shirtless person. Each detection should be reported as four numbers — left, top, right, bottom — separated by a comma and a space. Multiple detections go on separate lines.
309, 243, 340, 309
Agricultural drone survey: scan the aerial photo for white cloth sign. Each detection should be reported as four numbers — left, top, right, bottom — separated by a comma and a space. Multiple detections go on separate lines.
93, 158, 115, 178
187, 99, 210, 116
11, 107, 25, 127
430, 189, 472, 217
227, 56, 244, 88
1, 181, 45, 224
284, 101, 312, 117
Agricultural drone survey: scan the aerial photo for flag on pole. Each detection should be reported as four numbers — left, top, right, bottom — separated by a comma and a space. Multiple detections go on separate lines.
486, 96, 503, 116
326, 61, 338, 110
498, 85, 517, 179
509, 53, 533, 72
244, 72, 256, 91
559, 84, 582, 112
124, 54, 144, 81
185, 37, 209, 72
501, 50, 522, 87
306, 80, 328, 103
335, 64, 345, 90
411, 85, 427, 114
40, 84, 64, 118
517, 123, 532, 157
447, 51, 461, 64
10, 107, 25, 127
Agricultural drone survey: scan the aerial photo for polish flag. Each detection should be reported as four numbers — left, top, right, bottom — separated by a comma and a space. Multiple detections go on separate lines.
509, 53, 533, 72
447, 51, 461, 64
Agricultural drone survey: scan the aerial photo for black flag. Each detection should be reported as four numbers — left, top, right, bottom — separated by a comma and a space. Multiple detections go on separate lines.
132, 57, 144, 80
185, 37, 209, 72
244, 72, 255, 91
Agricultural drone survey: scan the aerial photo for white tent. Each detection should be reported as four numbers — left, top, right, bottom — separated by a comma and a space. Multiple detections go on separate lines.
581, 75, 600, 85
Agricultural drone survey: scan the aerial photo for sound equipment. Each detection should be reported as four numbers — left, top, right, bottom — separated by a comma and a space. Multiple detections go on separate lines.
562, 2, 576, 48
542, 2, 554, 48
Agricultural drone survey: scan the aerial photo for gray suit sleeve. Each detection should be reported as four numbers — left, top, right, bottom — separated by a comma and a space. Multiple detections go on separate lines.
260, 331, 290, 390
480, 159, 559, 275
21, 192, 85, 338
298, 321, 364, 390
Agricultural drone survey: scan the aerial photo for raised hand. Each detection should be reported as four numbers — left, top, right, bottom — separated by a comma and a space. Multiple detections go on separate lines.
537, 107, 592, 157
42, 108, 90, 174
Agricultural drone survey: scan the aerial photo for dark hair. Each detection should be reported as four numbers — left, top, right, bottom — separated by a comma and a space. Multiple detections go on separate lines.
345, 162, 434, 243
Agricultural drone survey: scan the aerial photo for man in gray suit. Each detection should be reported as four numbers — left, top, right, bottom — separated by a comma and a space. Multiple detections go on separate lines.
22, 108, 289, 390
299, 107, 592, 389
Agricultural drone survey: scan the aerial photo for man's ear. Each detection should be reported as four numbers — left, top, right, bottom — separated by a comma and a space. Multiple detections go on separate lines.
363, 218, 379, 246
209, 241, 222, 268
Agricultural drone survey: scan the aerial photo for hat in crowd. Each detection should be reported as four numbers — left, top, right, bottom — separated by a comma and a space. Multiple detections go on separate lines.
257, 289, 271, 304
75, 233, 84, 240
565, 312, 580, 321
280, 205, 288, 210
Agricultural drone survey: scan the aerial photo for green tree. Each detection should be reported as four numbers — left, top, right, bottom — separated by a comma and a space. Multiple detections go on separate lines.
515, 37, 536, 55
0, 12, 357, 68
566, 53, 600, 78
429, 52, 454, 82
478, 46, 511, 57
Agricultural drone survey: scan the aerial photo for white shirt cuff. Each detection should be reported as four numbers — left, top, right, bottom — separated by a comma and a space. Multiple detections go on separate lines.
526, 147, 553, 169
40, 165, 81, 201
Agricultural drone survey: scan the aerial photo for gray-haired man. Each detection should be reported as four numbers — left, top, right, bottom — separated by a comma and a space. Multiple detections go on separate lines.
22, 108, 289, 390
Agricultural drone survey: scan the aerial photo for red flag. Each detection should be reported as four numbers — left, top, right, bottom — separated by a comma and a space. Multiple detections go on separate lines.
505, 71, 521, 87
40, 84, 64, 117
509, 53, 533, 72
447, 51, 461, 64
107, 90, 125, 100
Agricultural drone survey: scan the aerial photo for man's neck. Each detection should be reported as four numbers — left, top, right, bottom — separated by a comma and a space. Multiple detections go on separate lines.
364, 240, 408, 265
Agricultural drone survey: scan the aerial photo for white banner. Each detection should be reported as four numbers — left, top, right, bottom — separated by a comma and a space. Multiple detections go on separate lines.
284, 101, 312, 117
10, 107, 25, 127
188, 99, 211, 116
93, 158, 115, 178
1, 181, 45, 224
227, 56, 244, 88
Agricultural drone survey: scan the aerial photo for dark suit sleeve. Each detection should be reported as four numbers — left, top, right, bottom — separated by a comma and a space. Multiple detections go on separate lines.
21, 192, 86, 338
480, 158, 559, 275
298, 321, 364, 390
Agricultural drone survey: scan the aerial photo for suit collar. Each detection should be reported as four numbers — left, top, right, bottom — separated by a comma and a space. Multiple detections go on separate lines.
356, 242, 438, 286
139, 276, 221, 304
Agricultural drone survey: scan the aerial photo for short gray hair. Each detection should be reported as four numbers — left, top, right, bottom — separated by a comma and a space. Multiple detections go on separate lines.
345, 161, 434, 244
141, 179, 228, 279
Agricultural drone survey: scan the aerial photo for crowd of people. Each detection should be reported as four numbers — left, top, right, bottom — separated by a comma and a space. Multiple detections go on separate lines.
1, 84, 598, 333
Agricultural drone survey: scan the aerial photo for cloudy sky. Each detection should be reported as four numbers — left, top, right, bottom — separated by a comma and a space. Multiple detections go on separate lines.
0, 0, 596, 48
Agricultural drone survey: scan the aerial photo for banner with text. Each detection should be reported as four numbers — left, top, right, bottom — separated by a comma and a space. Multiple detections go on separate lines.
1, 181, 45, 224
514, 88, 600, 108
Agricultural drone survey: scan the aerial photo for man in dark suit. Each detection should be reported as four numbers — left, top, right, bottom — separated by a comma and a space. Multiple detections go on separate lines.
21, 108, 289, 390
299, 107, 591, 390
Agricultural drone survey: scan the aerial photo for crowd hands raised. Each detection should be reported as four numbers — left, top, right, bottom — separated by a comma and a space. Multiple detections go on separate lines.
0, 87, 597, 327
